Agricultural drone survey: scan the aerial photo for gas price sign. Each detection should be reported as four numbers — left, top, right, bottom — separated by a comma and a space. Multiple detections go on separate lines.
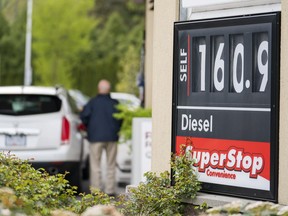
172, 13, 280, 201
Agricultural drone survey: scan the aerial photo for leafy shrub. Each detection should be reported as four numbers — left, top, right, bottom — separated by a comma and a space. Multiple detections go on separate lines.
0, 152, 75, 215
2, 148, 288, 216
118, 150, 202, 215
0, 152, 113, 215
0, 149, 202, 216
114, 104, 152, 142
69, 188, 115, 214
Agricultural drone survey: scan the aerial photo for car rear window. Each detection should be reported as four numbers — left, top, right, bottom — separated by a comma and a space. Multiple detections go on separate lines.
0, 95, 62, 116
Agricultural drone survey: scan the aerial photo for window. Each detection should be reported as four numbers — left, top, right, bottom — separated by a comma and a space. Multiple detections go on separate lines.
0, 95, 62, 116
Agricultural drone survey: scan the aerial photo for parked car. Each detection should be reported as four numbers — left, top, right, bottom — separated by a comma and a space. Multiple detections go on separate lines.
68, 89, 141, 186
110, 92, 141, 109
68, 89, 90, 112
0, 86, 89, 191
68, 90, 141, 111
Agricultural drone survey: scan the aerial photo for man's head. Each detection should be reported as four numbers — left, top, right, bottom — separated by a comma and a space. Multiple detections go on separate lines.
98, 79, 111, 94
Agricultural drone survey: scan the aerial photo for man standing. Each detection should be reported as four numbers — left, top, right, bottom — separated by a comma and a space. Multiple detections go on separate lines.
80, 79, 122, 196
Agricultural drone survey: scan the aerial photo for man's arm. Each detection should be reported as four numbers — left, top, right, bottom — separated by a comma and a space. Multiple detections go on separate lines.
80, 101, 92, 126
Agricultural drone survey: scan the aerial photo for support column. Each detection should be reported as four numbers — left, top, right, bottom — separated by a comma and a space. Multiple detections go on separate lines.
279, 0, 288, 205
151, 0, 179, 173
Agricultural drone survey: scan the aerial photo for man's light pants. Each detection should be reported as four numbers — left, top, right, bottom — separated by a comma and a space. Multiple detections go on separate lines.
89, 142, 117, 194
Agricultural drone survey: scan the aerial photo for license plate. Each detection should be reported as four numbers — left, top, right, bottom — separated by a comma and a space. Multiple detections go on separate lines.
5, 135, 26, 147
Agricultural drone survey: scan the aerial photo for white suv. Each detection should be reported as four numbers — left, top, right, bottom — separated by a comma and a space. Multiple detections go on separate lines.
0, 86, 88, 191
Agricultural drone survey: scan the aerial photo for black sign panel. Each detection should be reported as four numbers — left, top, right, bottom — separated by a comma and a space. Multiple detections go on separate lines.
172, 13, 280, 201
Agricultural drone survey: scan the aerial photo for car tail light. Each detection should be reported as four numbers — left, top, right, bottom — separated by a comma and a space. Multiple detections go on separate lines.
61, 117, 70, 144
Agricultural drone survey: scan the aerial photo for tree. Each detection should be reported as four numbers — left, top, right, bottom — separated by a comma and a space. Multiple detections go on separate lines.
73, 0, 145, 96
0, 0, 145, 95
0, 10, 25, 86
32, 0, 96, 88
69, 12, 126, 96
116, 17, 144, 94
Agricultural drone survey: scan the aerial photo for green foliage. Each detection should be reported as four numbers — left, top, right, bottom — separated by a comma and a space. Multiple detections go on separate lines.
116, 43, 143, 94
32, 0, 96, 88
0, 149, 203, 215
67, 188, 114, 214
114, 104, 152, 142
0, 12, 9, 37
0, 152, 113, 215
0, 9, 25, 86
0, 0, 27, 24
73, 0, 145, 97
76, 11, 128, 95
120, 171, 181, 216
118, 152, 202, 215
0, 152, 73, 215
115, 8, 145, 95
0, 0, 145, 97
92, 0, 145, 26
171, 153, 202, 200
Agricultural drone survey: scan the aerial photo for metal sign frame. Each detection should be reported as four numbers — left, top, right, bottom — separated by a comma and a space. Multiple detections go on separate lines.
172, 12, 280, 201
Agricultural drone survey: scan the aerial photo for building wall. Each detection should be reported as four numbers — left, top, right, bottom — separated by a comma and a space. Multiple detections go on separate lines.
151, 0, 179, 173
279, 0, 288, 205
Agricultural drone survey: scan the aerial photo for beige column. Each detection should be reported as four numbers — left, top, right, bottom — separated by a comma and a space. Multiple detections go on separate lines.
279, 0, 288, 205
144, 0, 154, 109
151, 0, 179, 173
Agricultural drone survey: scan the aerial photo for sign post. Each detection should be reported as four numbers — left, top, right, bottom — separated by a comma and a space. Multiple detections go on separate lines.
172, 13, 280, 201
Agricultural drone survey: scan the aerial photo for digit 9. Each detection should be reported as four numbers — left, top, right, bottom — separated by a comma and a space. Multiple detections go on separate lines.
253, 32, 269, 93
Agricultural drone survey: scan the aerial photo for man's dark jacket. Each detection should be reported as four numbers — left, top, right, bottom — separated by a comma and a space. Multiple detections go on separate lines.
80, 94, 122, 142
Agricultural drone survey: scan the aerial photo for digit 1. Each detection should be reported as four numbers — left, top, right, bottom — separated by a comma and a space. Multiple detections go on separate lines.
213, 43, 225, 91
199, 44, 206, 91
232, 43, 244, 93
258, 41, 268, 92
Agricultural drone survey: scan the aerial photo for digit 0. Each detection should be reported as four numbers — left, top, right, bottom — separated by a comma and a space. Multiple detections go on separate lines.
232, 43, 244, 93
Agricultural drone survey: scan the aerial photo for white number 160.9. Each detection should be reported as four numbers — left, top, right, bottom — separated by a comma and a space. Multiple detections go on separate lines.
197, 40, 268, 93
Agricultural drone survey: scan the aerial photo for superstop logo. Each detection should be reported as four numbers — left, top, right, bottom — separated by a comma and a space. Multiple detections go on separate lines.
176, 136, 270, 191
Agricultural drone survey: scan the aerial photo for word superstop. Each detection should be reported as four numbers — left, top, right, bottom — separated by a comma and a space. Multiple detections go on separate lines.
172, 13, 280, 201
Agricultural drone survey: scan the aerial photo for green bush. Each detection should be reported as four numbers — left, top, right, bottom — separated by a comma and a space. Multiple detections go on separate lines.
0, 152, 113, 215
114, 104, 152, 143
117, 151, 202, 215
0, 149, 203, 216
